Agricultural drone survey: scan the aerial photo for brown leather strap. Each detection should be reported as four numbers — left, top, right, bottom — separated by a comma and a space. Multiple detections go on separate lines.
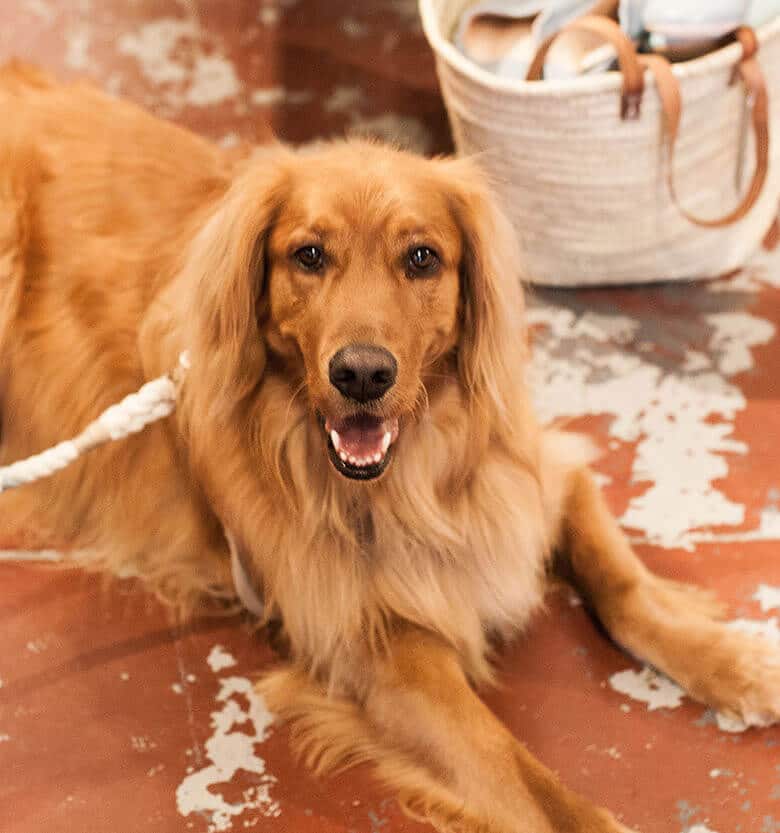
526, 15, 645, 119
641, 27, 770, 228
764, 213, 780, 251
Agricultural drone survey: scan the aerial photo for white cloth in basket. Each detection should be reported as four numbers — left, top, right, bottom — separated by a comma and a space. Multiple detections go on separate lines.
455, 0, 780, 79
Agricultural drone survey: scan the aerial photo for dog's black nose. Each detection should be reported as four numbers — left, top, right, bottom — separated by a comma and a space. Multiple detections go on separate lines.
329, 344, 398, 403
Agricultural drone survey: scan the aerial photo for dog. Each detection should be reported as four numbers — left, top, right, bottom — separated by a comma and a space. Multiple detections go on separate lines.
1, 62, 778, 833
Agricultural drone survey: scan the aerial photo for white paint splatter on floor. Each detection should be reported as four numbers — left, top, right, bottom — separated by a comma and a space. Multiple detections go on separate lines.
118, 19, 196, 86
176, 660, 279, 831
117, 18, 241, 112
754, 584, 780, 613
185, 55, 241, 107
250, 86, 311, 107
528, 305, 776, 548
207, 645, 237, 673
686, 825, 721, 833
131, 735, 158, 752
608, 666, 686, 711
64, 23, 92, 70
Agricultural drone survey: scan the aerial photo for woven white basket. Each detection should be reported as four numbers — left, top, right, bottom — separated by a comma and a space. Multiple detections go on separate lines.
420, 0, 780, 286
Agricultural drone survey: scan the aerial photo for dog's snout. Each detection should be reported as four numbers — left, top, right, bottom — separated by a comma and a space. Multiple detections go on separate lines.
329, 343, 398, 403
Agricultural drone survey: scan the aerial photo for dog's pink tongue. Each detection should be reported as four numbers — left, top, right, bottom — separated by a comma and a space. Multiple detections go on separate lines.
335, 415, 385, 457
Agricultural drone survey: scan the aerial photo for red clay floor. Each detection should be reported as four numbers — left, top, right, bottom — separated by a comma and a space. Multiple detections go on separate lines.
1, 2, 779, 833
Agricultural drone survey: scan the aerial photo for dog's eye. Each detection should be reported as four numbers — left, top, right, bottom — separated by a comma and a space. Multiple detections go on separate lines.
407, 246, 440, 277
293, 245, 325, 272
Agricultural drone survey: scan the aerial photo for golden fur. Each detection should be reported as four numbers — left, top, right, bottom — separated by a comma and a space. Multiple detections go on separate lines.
1, 63, 778, 833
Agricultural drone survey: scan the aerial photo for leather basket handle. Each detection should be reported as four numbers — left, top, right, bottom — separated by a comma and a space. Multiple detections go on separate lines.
641, 27, 770, 228
528, 20, 770, 228
526, 15, 645, 119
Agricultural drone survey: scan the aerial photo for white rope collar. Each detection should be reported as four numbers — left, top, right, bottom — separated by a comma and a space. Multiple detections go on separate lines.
0, 350, 263, 616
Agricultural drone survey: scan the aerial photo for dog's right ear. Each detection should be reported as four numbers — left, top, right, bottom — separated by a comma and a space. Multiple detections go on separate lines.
183, 152, 290, 405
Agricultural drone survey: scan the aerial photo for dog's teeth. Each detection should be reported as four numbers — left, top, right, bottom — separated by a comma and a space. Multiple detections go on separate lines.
381, 432, 391, 453
373, 452, 382, 464
330, 430, 341, 451
339, 451, 349, 462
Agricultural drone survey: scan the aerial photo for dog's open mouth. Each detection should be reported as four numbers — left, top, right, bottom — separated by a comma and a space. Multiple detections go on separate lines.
322, 414, 400, 481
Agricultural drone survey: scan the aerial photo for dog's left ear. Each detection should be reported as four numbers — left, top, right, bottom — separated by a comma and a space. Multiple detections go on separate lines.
443, 158, 529, 434
183, 152, 290, 404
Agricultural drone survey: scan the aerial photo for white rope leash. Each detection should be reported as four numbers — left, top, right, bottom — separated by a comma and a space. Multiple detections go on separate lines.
0, 349, 265, 615
0, 352, 190, 494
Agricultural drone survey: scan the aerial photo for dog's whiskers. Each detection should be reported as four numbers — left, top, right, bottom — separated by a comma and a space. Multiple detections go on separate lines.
283, 380, 308, 425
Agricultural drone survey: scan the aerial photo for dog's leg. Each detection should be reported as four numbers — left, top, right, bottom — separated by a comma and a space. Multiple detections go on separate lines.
556, 463, 780, 727
259, 629, 632, 833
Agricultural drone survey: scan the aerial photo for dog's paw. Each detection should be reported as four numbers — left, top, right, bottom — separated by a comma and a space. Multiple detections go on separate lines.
689, 628, 780, 729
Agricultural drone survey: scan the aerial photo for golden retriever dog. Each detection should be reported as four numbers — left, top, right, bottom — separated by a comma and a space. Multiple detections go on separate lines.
1, 62, 778, 833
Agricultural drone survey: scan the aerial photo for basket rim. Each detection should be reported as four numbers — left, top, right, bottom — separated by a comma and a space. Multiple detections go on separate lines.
418, 0, 780, 97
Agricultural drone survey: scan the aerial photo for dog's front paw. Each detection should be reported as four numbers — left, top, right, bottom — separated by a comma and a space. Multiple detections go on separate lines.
688, 628, 780, 729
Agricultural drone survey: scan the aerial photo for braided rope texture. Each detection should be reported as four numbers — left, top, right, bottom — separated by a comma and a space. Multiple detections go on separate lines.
0, 353, 189, 493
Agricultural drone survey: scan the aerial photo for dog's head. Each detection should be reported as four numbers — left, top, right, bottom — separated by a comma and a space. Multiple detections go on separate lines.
187, 141, 526, 484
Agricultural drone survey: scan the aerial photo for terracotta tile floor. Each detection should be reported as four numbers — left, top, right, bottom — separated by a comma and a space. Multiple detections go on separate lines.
1, 2, 779, 833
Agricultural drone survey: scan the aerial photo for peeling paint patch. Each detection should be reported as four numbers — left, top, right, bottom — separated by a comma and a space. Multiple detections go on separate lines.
207, 645, 237, 673
186, 55, 241, 107
528, 304, 776, 548
609, 666, 685, 711
706, 312, 774, 375
176, 662, 279, 831
755, 585, 780, 613
64, 24, 91, 70
251, 86, 311, 107
687, 825, 721, 833
118, 20, 196, 86
131, 736, 157, 752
